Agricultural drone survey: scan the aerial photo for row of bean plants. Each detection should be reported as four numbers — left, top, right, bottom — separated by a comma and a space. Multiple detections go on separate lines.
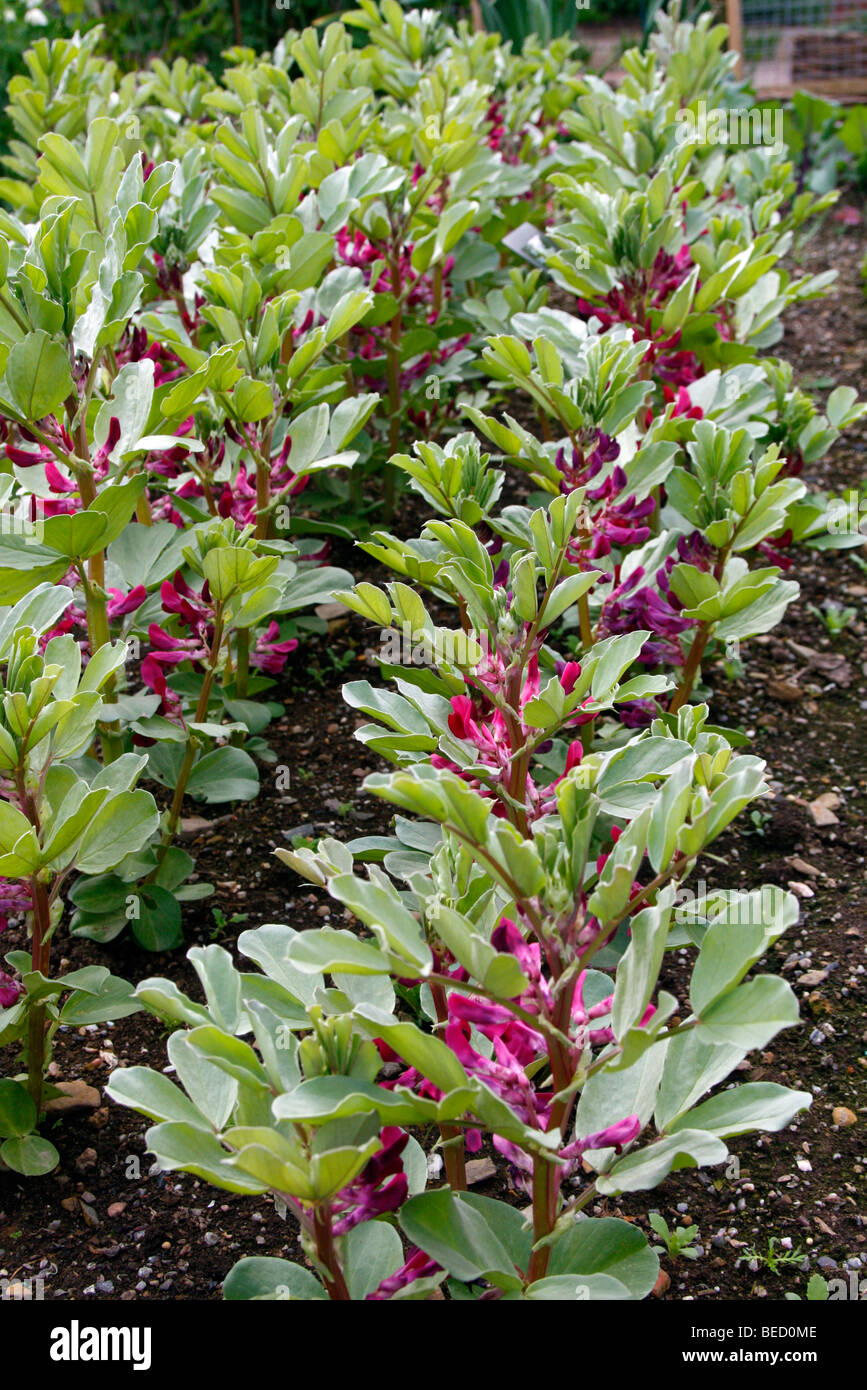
0, 2, 861, 1299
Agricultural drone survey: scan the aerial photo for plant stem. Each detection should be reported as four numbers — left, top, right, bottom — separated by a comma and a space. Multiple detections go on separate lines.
384, 253, 404, 521
154, 614, 224, 868
235, 628, 250, 700
669, 620, 710, 714
26, 876, 52, 1115
136, 487, 153, 526
313, 1206, 351, 1301
255, 457, 271, 540
526, 989, 575, 1284
75, 466, 123, 761
430, 982, 467, 1191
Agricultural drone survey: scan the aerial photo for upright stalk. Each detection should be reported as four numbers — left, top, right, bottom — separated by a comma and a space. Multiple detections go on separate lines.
430, 981, 467, 1191
26, 876, 51, 1114
313, 1206, 351, 1301
669, 620, 711, 714
384, 255, 404, 521
235, 629, 250, 700
526, 986, 576, 1283
152, 613, 225, 871
75, 468, 123, 762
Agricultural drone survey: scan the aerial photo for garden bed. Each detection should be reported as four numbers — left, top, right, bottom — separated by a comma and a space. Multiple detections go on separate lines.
1, 210, 864, 1303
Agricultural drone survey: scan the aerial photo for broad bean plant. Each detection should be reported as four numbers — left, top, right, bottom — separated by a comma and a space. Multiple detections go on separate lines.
0, 0, 858, 1290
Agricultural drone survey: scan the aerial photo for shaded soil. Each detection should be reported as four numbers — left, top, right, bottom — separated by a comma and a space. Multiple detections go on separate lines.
2, 213, 866, 1303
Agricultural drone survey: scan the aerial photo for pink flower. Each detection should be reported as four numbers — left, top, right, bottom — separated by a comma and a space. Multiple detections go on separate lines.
559, 1114, 641, 1161
332, 1126, 409, 1235
0, 971, 23, 1008
107, 586, 147, 619
250, 622, 298, 675
367, 1248, 441, 1300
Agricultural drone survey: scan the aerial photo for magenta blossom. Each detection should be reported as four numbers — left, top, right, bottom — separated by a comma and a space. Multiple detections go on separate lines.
367, 1248, 441, 1300
0, 970, 23, 1009
332, 1126, 409, 1236
249, 621, 298, 675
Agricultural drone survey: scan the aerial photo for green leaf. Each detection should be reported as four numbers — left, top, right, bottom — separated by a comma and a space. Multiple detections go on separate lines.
2, 331, 73, 419
223, 1257, 327, 1301
0, 583, 74, 657
399, 1190, 524, 1291
145, 1121, 268, 1194
188, 945, 243, 1034
1, 1134, 59, 1176
186, 1026, 271, 1092
39, 512, 108, 561
168, 1031, 237, 1130
522, 1273, 632, 1300
272, 1075, 455, 1128
238, 923, 318, 1006
667, 1082, 811, 1139
106, 1066, 211, 1129
344, 1221, 405, 1300
231, 376, 274, 423
654, 1029, 750, 1132
328, 873, 432, 974
126, 886, 182, 952
547, 1216, 658, 1298
288, 928, 393, 977
74, 790, 159, 875
596, 1129, 728, 1195
0, 801, 35, 856
690, 919, 770, 1014
697, 975, 800, 1050
59, 976, 142, 1025
187, 746, 259, 804
611, 895, 672, 1041
0, 1078, 36, 1139
355, 1007, 470, 1093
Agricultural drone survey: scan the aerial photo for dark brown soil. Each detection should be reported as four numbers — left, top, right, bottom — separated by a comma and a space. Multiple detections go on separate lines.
1, 212, 866, 1303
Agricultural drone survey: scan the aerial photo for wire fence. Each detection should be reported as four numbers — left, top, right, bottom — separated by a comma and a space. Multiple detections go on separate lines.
737, 0, 867, 95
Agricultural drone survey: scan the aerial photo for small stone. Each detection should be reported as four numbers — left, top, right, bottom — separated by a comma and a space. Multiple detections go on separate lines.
767, 679, 803, 703
80, 1203, 100, 1229
75, 1148, 98, 1174
94, 1280, 114, 1294
44, 1080, 101, 1115
179, 815, 225, 839
60, 1197, 80, 1213
798, 969, 828, 987
466, 1158, 497, 1185
107, 1202, 127, 1218
651, 1269, 670, 1297
787, 858, 822, 878
809, 1029, 827, 1045
832, 1106, 857, 1128
809, 794, 840, 827
788, 882, 815, 900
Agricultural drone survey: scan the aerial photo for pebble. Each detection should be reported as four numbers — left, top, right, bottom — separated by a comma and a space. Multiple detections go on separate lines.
44, 1080, 101, 1115
832, 1106, 857, 1128
809, 1029, 827, 1045
466, 1159, 497, 1185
